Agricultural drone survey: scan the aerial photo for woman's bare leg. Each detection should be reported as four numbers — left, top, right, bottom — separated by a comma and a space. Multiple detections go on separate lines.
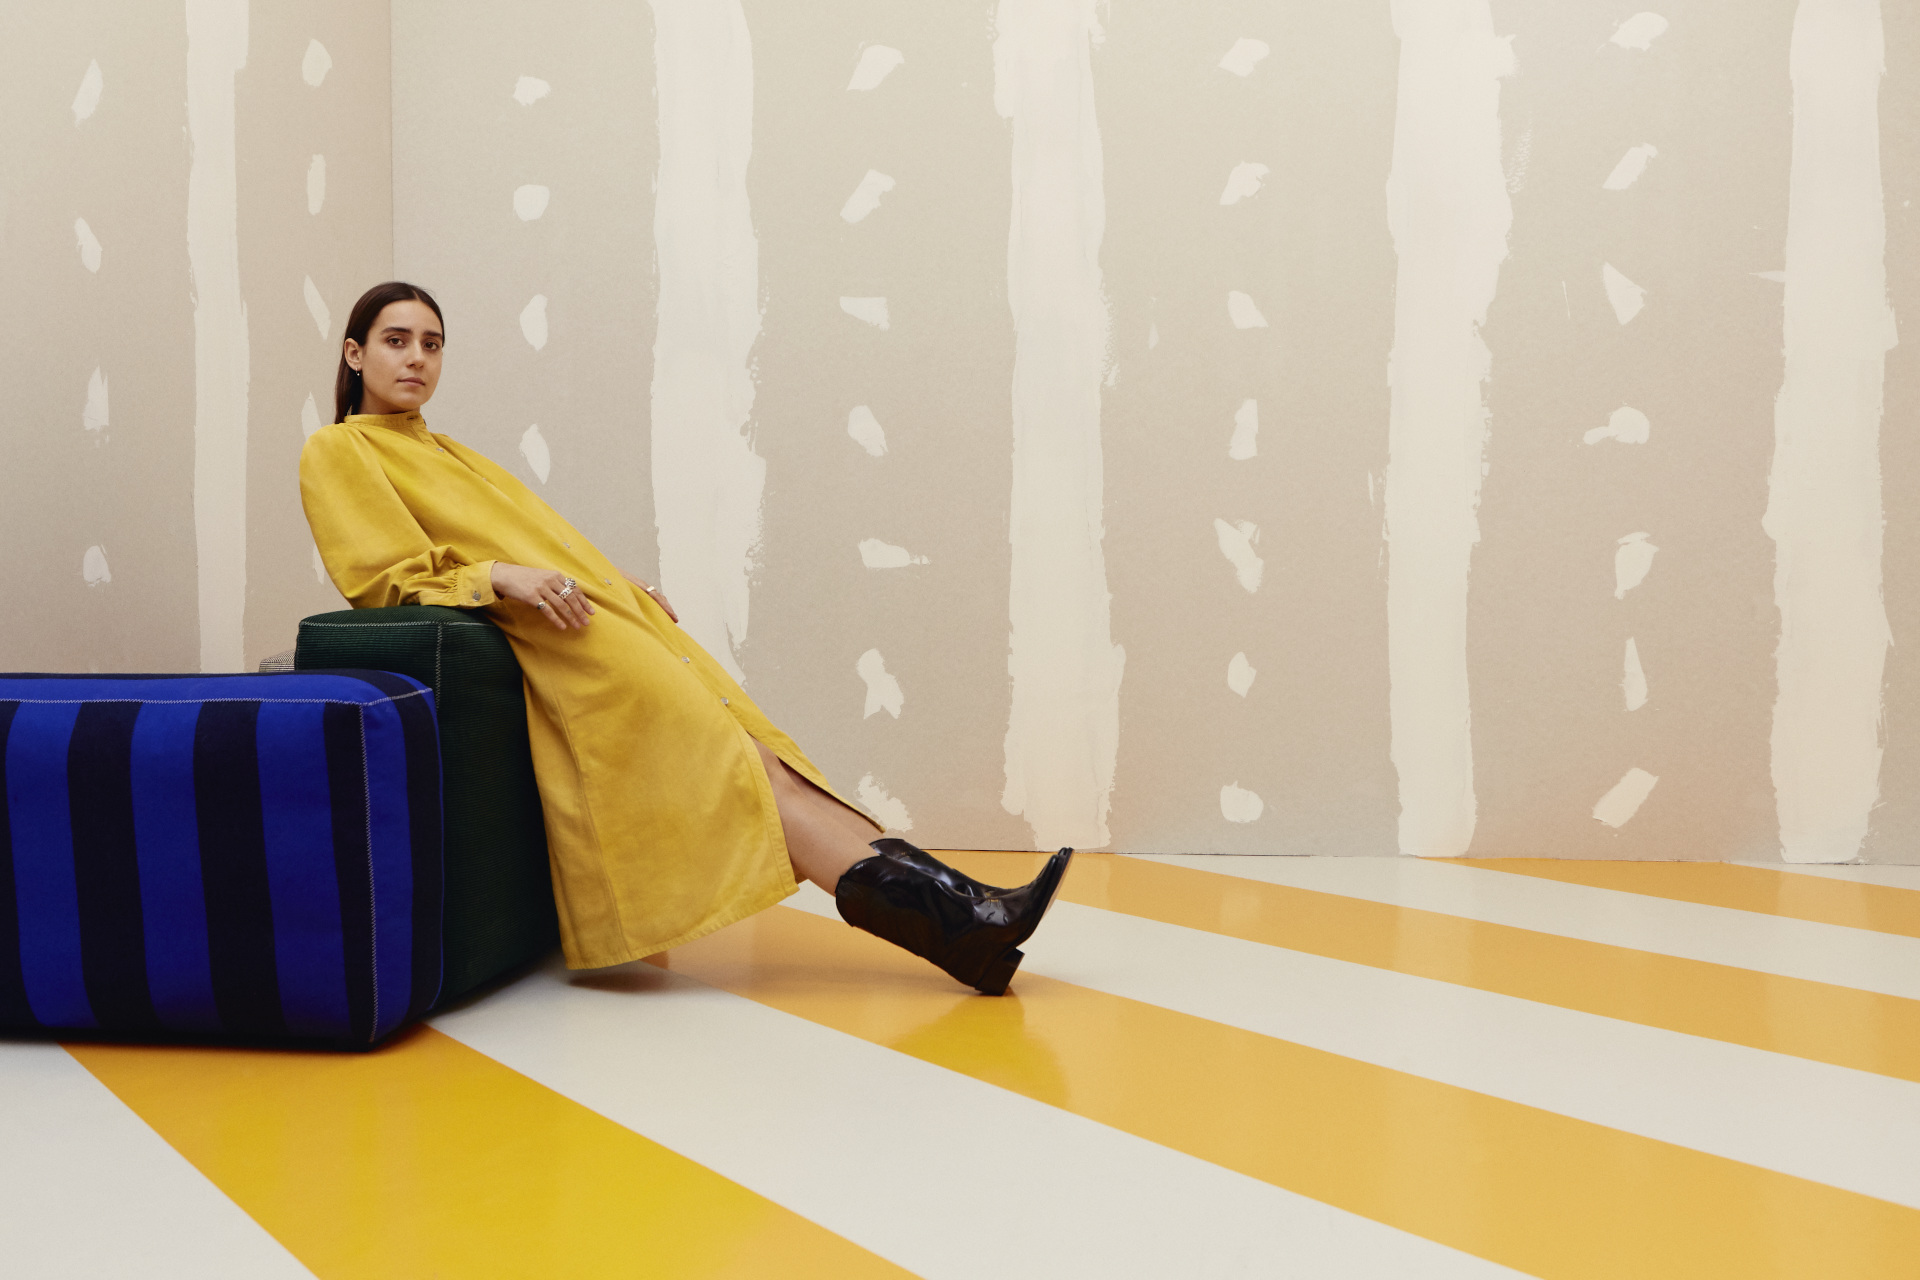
753, 740, 881, 893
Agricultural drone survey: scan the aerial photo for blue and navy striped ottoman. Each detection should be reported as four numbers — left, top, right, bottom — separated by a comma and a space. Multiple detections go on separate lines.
0, 671, 443, 1047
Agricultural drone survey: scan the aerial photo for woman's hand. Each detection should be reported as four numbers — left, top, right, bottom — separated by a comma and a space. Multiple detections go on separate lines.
491, 563, 596, 630
622, 571, 679, 623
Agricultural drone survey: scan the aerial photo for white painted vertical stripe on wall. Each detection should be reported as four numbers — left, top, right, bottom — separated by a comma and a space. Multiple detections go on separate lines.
1383, 0, 1512, 857
994, 0, 1125, 850
647, 0, 765, 682
185, 0, 251, 673
1765, 0, 1896, 863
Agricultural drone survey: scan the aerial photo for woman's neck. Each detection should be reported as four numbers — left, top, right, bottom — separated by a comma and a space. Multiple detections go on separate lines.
357, 392, 412, 416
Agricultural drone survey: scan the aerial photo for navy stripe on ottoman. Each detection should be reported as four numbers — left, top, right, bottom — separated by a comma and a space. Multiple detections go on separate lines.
0, 671, 443, 1046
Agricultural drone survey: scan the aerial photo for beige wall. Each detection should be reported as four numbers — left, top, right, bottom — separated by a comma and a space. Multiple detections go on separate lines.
4, 1, 1916, 863
0, 0, 389, 674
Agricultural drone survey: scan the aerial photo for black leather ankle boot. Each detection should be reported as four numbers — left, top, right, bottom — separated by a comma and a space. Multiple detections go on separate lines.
869, 837, 1019, 899
834, 843, 1073, 995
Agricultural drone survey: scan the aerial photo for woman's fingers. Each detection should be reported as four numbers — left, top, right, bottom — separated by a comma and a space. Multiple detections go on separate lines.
544, 574, 595, 629
560, 579, 593, 628
534, 576, 573, 630
534, 590, 570, 630
507, 566, 595, 631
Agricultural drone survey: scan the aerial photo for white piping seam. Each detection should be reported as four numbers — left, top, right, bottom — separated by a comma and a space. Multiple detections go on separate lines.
0, 691, 432, 708
299, 620, 492, 629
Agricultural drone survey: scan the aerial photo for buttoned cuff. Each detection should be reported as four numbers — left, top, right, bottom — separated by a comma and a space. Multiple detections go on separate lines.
453, 560, 498, 607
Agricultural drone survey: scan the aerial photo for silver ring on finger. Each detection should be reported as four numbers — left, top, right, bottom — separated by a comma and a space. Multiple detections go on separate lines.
535, 600, 548, 610
563, 577, 577, 588
557, 585, 574, 599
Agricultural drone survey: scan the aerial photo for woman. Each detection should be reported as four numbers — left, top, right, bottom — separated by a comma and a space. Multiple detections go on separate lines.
300, 281, 1069, 995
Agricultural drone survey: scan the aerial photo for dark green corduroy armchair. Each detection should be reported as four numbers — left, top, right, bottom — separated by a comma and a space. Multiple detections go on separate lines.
294, 606, 560, 1005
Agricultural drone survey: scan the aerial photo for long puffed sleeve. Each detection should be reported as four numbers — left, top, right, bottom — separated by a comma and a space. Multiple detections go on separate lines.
299, 426, 498, 609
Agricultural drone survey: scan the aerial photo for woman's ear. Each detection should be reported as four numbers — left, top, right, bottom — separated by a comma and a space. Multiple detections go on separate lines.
342, 339, 363, 371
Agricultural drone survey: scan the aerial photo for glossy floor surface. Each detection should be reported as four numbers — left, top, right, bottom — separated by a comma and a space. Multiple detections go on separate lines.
5, 853, 1919, 1278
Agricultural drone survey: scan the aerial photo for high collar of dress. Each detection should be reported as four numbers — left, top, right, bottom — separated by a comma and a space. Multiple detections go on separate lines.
346, 410, 429, 435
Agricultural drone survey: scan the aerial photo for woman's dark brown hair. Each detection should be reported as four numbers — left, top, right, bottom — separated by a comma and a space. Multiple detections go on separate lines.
334, 281, 445, 422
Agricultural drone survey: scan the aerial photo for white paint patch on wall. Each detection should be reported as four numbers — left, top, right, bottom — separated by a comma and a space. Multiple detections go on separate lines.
1220, 783, 1265, 823
72, 60, 103, 124
187, 0, 250, 673
301, 38, 331, 88
1227, 290, 1268, 329
513, 184, 550, 221
1593, 767, 1659, 827
1614, 531, 1657, 598
1385, 0, 1513, 859
74, 218, 102, 273
857, 774, 912, 831
311, 544, 328, 585
1602, 262, 1646, 324
995, 0, 1125, 851
1766, 0, 1896, 864
839, 296, 890, 329
301, 393, 321, 436
520, 423, 551, 483
1218, 38, 1270, 77
513, 76, 550, 106
306, 154, 325, 215
519, 294, 548, 349
1229, 398, 1258, 460
856, 648, 904, 719
1213, 518, 1265, 592
858, 538, 927, 568
1585, 405, 1650, 444
847, 45, 904, 92
1610, 13, 1670, 50
649, 0, 765, 683
846, 405, 887, 456
1219, 162, 1269, 206
1623, 637, 1649, 710
82, 546, 111, 587
1227, 651, 1257, 697
82, 368, 108, 434
840, 169, 895, 223
1603, 143, 1659, 190
302, 275, 330, 339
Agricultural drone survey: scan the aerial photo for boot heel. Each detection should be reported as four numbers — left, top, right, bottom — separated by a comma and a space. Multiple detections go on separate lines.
973, 948, 1024, 996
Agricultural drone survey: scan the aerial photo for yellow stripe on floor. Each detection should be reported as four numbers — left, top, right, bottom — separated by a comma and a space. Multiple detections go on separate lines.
656, 903, 1920, 1280
1454, 857, 1920, 938
67, 1029, 909, 1280
935, 851, 1920, 1085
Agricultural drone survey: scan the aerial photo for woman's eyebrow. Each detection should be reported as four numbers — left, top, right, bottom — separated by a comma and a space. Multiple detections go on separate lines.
380, 325, 444, 340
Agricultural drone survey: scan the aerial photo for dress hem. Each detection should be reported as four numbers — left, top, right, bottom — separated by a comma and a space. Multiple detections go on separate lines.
561, 878, 803, 971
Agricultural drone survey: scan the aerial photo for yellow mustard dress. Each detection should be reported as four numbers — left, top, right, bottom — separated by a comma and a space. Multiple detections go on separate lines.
300, 411, 875, 969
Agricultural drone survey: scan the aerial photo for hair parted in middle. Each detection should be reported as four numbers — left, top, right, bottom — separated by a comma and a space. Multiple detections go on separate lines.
334, 280, 445, 422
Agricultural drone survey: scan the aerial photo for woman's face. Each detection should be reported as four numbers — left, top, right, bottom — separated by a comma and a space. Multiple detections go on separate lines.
344, 299, 443, 414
